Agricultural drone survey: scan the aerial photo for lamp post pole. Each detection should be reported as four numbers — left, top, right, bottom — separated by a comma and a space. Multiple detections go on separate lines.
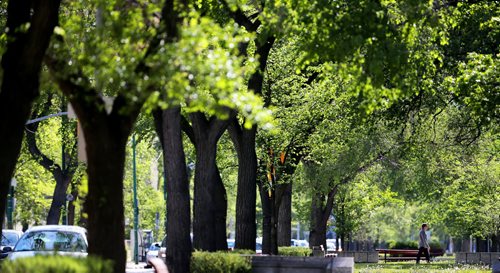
6, 179, 16, 229
133, 134, 139, 264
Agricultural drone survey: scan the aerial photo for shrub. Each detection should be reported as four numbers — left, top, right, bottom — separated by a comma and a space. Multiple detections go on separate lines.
0, 255, 112, 273
278, 247, 312, 256
191, 251, 251, 273
388, 240, 418, 249
429, 239, 444, 251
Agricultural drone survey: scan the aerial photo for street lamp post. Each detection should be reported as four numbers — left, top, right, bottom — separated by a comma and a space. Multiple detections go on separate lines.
132, 134, 139, 264
6, 179, 16, 229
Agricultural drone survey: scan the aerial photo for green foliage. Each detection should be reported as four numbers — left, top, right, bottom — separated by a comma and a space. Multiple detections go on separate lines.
190, 251, 251, 273
387, 240, 418, 250
278, 247, 311, 257
0, 256, 112, 273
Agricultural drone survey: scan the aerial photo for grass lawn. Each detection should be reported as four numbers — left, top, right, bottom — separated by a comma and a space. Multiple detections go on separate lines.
355, 261, 491, 273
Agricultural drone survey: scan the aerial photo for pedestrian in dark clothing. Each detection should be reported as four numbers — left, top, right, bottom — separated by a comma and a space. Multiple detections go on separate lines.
417, 223, 430, 264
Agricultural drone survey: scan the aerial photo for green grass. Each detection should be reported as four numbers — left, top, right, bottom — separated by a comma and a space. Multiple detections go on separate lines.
355, 261, 491, 273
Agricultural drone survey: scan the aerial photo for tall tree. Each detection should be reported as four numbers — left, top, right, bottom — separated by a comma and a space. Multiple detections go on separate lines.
153, 108, 192, 273
221, 0, 276, 250
183, 112, 231, 251
44, 0, 185, 271
0, 0, 61, 234
25, 93, 79, 225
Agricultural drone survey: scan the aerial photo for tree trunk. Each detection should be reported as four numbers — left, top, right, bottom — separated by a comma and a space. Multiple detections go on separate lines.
230, 125, 258, 250
259, 181, 273, 254
309, 193, 327, 248
192, 136, 227, 251
0, 0, 61, 232
214, 168, 228, 251
186, 112, 229, 252
278, 183, 292, 247
84, 121, 129, 273
46, 175, 72, 224
67, 185, 78, 226
154, 108, 192, 273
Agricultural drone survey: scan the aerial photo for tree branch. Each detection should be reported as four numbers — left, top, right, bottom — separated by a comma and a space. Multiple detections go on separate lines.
25, 94, 63, 174
181, 114, 196, 145
208, 109, 237, 142
220, 0, 261, 32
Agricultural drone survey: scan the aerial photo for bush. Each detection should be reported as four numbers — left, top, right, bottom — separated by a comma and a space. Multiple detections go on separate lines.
387, 240, 418, 249
0, 256, 112, 273
429, 239, 444, 251
191, 251, 251, 273
278, 247, 312, 256
231, 249, 257, 255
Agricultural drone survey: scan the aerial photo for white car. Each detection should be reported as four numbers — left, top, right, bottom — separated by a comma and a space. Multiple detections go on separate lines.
326, 239, 343, 251
146, 242, 161, 267
7, 225, 88, 260
291, 239, 309, 248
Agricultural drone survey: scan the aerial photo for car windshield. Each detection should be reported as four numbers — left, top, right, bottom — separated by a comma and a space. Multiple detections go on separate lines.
14, 230, 87, 252
1, 232, 19, 246
149, 244, 160, 251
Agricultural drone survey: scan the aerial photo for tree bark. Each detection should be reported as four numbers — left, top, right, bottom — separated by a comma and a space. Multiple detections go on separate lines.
258, 180, 273, 254
154, 108, 192, 273
229, 125, 257, 250
46, 175, 72, 224
189, 112, 229, 251
84, 118, 130, 273
309, 193, 327, 248
0, 0, 61, 233
278, 183, 292, 246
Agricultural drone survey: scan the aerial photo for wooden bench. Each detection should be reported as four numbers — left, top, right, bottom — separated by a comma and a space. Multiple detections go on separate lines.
376, 249, 443, 263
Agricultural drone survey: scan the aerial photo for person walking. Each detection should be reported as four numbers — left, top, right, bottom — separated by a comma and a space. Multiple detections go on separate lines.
417, 223, 431, 263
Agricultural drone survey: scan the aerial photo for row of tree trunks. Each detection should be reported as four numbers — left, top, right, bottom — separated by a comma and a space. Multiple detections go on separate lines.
154, 108, 192, 273
0, 0, 62, 233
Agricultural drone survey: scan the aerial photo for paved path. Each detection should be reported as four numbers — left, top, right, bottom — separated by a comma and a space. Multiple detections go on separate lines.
126, 262, 154, 273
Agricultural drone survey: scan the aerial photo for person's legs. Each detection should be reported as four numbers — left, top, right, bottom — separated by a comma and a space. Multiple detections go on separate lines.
424, 247, 430, 263
416, 247, 424, 264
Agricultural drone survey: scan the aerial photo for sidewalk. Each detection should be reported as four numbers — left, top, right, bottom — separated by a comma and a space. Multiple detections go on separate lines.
126, 262, 154, 273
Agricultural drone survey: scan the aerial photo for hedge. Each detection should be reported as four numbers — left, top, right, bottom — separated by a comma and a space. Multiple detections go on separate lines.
387, 240, 419, 250
191, 251, 251, 273
0, 256, 112, 273
278, 247, 312, 256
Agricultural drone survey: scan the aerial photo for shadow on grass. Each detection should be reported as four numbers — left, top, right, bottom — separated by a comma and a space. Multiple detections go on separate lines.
355, 261, 491, 273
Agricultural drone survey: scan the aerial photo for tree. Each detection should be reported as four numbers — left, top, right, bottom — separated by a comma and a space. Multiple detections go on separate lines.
0, 0, 61, 234
218, 0, 276, 251
25, 92, 80, 225
154, 107, 192, 273
44, 1, 186, 272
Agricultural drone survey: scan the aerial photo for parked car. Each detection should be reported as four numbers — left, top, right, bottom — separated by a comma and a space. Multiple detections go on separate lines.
145, 241, 161, 267
1, 230, 23, 259
5, 225, 87, 260
326, 239, 342, 252
291, 239, 309, 248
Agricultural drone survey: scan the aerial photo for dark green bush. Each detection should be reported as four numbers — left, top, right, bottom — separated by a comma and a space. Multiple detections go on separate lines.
387, 240, 418, 249
429, 239, 444, 250
278, 247, 312, 256
0, 255, 112, 273
191, 251, 251, 273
